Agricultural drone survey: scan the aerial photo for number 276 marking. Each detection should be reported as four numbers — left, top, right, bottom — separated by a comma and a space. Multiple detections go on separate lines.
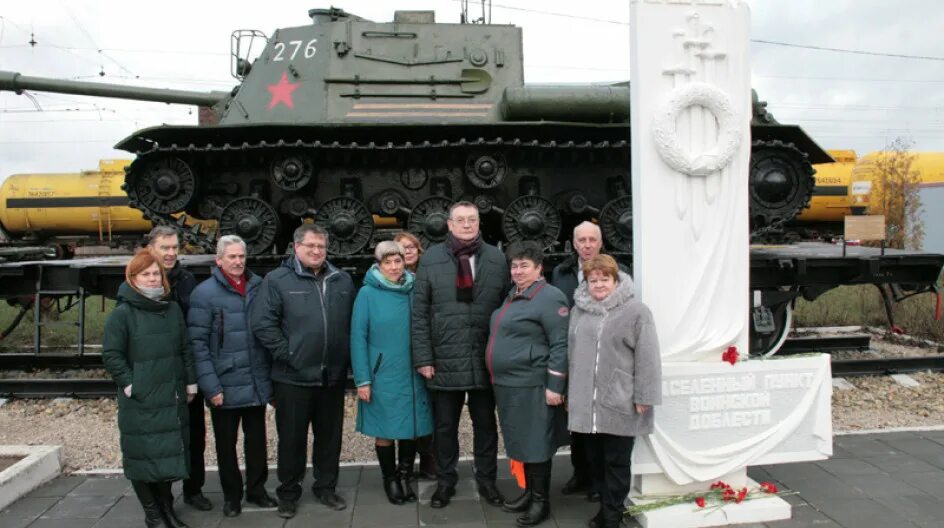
273, 39, 317, 61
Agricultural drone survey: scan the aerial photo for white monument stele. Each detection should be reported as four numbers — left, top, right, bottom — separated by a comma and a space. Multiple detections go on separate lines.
628, 1, 832, 526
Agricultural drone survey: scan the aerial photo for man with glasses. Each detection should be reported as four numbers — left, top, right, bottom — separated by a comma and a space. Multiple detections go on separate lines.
412, 201, 510, 509
251, 224, 355, 519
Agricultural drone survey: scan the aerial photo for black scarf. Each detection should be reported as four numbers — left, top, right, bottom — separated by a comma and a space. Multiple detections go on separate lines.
446, 232, 482, 303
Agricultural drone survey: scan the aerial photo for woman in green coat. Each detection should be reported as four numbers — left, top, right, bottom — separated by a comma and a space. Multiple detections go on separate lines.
487, 241, 570, 527
102, 250, 197, 528
352, 240, 433, 505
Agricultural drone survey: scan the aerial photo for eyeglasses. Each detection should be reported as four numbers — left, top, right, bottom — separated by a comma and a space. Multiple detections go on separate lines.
297, 242, 327, 251
449, 217, 479, 225
401, 245, 418, 252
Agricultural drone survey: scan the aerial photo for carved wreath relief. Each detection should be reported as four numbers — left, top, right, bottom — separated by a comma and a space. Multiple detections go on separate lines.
652, 12, 742, 239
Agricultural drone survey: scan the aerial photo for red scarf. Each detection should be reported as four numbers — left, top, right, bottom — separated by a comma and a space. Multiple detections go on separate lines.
446, 232, 482, 303
223, 271, 246, 296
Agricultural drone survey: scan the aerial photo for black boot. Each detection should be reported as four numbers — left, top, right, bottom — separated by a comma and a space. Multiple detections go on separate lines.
587, 505, 605, 528
155, 482, 189, 528
602, 508, 625, 528
397, 440, 418, 503
416, 435, 437, 479
130, 481, 164, 527
516, 461, 551, 527
502, 484, 531, 513
376, 444, 405, 505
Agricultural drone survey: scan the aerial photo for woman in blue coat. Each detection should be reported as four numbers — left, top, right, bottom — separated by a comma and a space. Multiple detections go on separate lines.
351, 240, 433, 505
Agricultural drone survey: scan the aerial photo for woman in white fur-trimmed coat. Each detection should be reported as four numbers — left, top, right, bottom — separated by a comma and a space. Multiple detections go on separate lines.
567, 254, 661, 528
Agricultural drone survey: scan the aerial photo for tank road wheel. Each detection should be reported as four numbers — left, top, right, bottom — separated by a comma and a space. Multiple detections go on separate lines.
409, 197, 454, 248
749, 141, 815, 231
314, 197, 374, 255
465, 153, 507, 189
501, 195, 561, 249
599, 196, 632, 252
219, 197, 280, 255
127, 157, 195, 214
270, 153, 314, 192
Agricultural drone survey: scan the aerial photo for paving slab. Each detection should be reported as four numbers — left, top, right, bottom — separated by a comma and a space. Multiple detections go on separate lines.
0, 497, 58, 528
766, 503, 842, 528
809, 497, 920, 528
65, 477, 129, 497
873, 494, 944, 528
23, 476, 86, 499
4, 431, 944, 527
861, 452, 942, 474
37, 494, 119, 520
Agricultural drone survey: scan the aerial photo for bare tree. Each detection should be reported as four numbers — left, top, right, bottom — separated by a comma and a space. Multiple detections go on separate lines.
869, 138, 924, 250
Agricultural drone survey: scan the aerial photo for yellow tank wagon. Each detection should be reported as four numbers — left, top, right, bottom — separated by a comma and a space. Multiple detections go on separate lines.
0, 160, 215, 259
791, 150, 944, 252
795, 150, 862, 224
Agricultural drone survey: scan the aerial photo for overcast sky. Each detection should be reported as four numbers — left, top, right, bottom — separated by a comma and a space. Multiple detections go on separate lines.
1, 0, 943, 179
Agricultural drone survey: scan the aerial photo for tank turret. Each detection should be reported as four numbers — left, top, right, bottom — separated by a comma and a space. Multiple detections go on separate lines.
0, 7, 830, 260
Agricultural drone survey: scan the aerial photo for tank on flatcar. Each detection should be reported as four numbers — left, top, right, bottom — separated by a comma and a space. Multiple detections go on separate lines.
0, 7, 832, 263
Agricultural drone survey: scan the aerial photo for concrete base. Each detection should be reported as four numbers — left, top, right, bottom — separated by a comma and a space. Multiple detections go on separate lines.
0, 445, 63, 512
629, 479, 791, 528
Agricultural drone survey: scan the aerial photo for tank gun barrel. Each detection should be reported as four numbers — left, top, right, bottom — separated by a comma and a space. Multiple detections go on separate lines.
0, 71, 227, 107
501, 85, 631, 123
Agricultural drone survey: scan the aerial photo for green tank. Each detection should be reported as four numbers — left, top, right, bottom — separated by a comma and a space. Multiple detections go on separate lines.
0, 7, 831, 258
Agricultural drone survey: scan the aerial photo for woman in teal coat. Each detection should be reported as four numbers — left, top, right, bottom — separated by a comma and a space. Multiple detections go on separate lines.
351, 240, 433, 505
102, 250, 197, 528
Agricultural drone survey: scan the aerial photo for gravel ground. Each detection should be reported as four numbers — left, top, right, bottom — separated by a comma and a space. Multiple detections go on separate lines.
0, 332, 941, 472
0, 394, 504, 473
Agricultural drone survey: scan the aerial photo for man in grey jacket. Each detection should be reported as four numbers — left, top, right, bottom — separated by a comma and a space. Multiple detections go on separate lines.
412, 201, 509, 509
251, 224, 355, 519
549, 221, 631, 501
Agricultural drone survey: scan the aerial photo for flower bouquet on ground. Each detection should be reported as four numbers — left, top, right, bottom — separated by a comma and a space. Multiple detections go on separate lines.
626, 480, 795, 516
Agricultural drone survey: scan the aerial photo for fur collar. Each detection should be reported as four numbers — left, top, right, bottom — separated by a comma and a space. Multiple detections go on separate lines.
573, 271, 635, 315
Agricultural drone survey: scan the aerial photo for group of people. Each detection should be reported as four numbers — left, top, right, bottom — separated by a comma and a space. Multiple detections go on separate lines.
103, 202, 661, 528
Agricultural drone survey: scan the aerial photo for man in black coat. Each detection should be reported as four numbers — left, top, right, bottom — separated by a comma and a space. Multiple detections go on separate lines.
549, 221, 631, 503
147, 226, 209, 512
251, 224, 356, 519
412, 201, 509, 509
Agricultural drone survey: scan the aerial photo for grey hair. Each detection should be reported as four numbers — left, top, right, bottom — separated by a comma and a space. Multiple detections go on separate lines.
146, 226, 179, 245
293, 223, 330, 245
448, 200, 479, 219
216, 235, 247, 258
374, 240, 404, 262
573, 221, 602, 240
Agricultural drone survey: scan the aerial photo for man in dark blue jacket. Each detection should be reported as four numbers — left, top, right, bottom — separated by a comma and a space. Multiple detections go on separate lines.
189, 235, 277, 517
251, 224, 355, 519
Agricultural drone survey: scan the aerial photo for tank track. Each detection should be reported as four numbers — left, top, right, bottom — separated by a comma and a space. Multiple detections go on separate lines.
749, 139, 816, 243
122, 135, 816, 253
122, 135, 629, 254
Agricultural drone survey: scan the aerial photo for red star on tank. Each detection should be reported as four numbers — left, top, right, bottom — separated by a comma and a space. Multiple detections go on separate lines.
267, 72, 299, 109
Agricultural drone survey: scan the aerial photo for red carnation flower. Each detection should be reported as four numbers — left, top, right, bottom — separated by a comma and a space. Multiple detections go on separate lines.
736, 487, 748, 504
710, 481, 728, 490
695, 497, 706, 508
760, 482, 779, 494
722, 488, 736, 502
722, 346, 739, 365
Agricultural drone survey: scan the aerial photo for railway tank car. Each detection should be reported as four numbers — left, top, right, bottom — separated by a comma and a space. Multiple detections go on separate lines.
0, 7, 832, 264
793, 150, 944, 251
0, 160, 214, 260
